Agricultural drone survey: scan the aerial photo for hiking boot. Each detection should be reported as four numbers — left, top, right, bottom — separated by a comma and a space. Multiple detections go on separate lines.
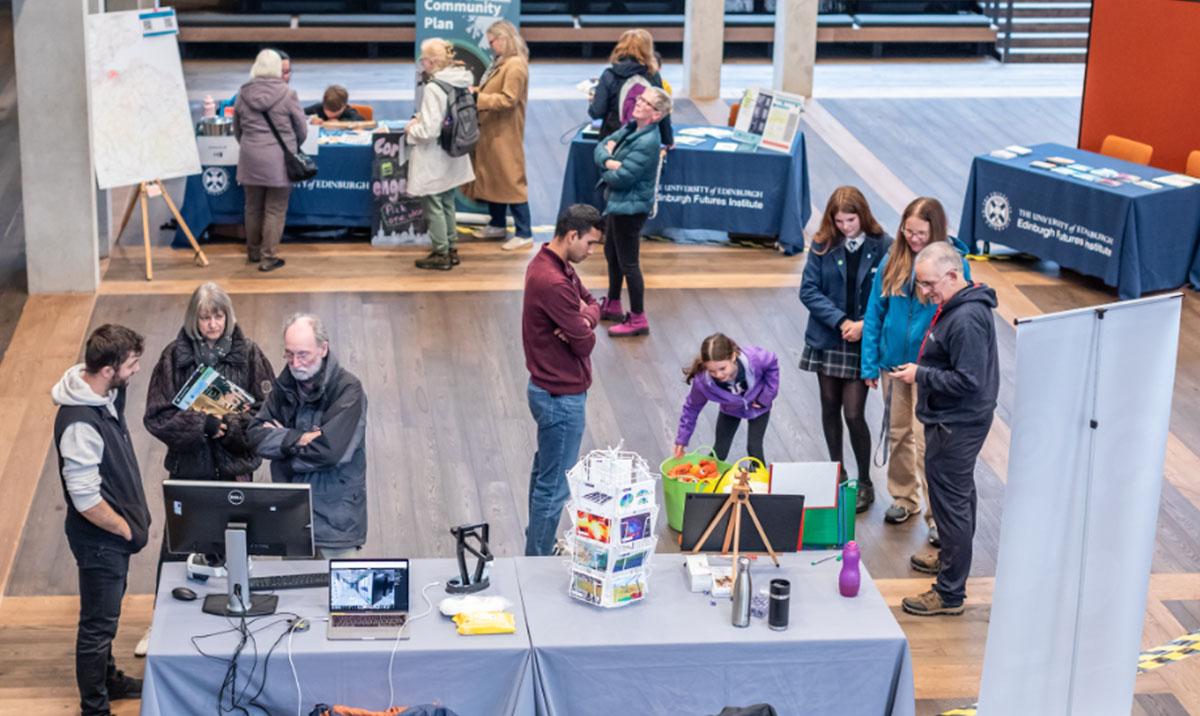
902, 588, 963, 617
928, 524, 941, 547
474, 225, 508, 239
910, 551, 941, 574
884, 503, 913, 524
855, 481, 875, 513
247, 253, 261, 264
449, 248, 461, 266
608, 311, 649, 337
107, 671, 143, 700
598, 297, 624, 322
258, 258, 285, 272
501, 236, 534, 251
415, 251, 453, 271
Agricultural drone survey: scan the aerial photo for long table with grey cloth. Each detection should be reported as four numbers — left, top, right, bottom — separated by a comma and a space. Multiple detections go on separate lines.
516, 553, 915, 716
141, 558, 535, 716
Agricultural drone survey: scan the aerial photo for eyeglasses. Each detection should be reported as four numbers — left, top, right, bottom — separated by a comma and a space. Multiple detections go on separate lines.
914, 272, 950, 291
902, 228, 930, 240
284, 350, 317, 363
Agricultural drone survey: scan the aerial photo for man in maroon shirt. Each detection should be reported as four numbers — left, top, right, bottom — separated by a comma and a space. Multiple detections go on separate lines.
522, 204, 604, 555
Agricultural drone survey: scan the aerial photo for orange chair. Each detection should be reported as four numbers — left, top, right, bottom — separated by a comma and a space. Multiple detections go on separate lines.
1186, 150, 1200, 178
350, 103, 374, 121
1100, 134, 1154, 165
727, 101, 740, 128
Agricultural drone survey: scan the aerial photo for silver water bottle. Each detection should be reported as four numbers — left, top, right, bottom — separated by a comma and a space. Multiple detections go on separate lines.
731, 556, 752, 627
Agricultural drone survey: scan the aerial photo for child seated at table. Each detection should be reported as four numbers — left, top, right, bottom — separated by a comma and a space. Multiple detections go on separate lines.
305, 85, 365, 124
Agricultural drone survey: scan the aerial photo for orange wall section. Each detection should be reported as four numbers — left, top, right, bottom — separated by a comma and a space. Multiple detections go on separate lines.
1079, 0, 1200, 172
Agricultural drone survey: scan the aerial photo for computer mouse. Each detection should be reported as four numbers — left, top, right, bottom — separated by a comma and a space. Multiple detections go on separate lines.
172, 586, 198, 602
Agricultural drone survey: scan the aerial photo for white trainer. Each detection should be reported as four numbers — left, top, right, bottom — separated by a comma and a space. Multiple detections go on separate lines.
501, 236, 534, 251
135, 626, 151, 658
474, 225, 508, 239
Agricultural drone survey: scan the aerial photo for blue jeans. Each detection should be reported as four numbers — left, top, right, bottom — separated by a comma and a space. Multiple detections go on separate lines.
525, 381, 587, 556
488, 201, 532, 239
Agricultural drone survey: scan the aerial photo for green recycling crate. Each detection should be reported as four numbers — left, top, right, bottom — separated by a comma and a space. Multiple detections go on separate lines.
659, 447, 733, 532
801, 479, 857, 548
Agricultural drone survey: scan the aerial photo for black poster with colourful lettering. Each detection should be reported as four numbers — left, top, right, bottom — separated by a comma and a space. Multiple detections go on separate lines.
370, 131, 427, 244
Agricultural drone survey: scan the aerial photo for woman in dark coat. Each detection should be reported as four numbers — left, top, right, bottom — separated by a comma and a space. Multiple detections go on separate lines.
588, 28, 673, 147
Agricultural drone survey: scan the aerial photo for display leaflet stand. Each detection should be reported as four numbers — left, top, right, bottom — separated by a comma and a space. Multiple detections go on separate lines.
690, 467, 780, 589
115, 179, 209, 280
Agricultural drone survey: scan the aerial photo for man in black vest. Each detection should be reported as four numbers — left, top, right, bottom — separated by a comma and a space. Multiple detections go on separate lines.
52, 324, 150, 716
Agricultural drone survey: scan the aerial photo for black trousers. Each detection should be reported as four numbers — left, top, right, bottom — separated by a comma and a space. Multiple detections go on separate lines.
68, 536, 131, 716
604, 212, 648, 314
714, 411, 770, 464
924, 418, 993, 606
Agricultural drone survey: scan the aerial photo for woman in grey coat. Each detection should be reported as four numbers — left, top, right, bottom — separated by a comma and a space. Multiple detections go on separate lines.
233, 49, 307, 272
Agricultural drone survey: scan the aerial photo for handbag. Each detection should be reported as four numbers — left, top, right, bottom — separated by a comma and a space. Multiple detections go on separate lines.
261, 108, 317, 182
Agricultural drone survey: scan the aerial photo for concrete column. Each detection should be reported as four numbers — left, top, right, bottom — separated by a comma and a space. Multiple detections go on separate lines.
14, 0, 99, 293
772, 0, 819, 98
683, 0, 725, 101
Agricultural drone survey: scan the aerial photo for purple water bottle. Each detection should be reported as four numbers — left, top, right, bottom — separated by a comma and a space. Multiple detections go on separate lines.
839, 541, 861, 598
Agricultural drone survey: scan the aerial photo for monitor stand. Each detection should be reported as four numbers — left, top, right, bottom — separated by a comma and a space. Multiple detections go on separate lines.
202, 522, 277, 617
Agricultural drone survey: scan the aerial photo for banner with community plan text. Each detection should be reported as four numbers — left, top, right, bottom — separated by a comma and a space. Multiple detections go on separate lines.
416, 0, 521, 84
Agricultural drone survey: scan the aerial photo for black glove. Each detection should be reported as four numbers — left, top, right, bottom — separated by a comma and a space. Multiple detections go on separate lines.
203, 414, 223, 439
219, 412, 252, 454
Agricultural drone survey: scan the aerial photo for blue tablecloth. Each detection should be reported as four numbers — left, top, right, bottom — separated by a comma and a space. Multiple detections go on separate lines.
175, 143, 374, 247
959, 142, 1200, 299
558, 126, 811, 252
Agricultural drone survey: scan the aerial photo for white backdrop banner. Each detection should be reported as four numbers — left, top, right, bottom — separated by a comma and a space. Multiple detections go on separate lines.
978, 294, 1181, 715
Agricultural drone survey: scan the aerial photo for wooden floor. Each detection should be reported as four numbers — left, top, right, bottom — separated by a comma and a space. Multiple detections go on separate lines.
3, 53, 1200, 715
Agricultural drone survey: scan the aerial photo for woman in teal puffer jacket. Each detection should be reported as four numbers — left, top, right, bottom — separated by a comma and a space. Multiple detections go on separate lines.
592, 87, 671, 338
861, 197, 971, 548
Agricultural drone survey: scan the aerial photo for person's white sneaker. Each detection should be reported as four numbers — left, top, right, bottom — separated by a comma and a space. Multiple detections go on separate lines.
501, 236, 534, 251
474, 225, 508, 239
135, 626, 151, 658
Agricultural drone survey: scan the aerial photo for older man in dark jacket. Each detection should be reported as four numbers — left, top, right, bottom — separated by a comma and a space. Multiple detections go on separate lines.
249, 314, 368, 557
888, 241, 999, 617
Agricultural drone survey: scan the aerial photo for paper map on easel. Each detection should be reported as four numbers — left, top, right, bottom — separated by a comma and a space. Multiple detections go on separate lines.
86, 8, 201, 190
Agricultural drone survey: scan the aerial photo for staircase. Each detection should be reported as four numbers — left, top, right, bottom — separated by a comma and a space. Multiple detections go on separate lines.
997, 0, 1092, 63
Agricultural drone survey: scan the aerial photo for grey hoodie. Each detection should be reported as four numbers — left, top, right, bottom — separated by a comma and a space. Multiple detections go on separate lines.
233, 77, 308, 187
52, 364, 118, 512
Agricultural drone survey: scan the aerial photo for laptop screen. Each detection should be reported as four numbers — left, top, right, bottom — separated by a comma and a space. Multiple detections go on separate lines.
328, 559, 410, 613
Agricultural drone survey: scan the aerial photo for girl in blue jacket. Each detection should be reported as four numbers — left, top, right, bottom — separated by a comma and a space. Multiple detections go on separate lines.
799, 187, 890, 514
861, 196, 970, 545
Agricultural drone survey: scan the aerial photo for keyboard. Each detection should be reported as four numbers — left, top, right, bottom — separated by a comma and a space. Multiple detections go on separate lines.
248, 572, 328, 591
330, 613, 407, 628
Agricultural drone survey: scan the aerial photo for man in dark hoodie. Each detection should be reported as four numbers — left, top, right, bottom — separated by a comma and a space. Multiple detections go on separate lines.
52, 324, 149, 716
249, 314, 368, 558
888, 241, 999, 617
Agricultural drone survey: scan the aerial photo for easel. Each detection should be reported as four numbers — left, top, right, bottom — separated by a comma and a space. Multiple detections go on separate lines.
689, 466, 780, 587
115, 179, 209, 280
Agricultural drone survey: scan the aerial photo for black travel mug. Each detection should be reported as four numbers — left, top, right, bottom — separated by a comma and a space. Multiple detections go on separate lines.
769, 578, 790, 631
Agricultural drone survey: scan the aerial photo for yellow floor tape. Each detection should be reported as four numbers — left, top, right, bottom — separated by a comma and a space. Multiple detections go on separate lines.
937, 627, 1200, 715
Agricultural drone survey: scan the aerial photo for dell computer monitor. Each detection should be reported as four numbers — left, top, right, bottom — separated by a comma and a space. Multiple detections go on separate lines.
163, 480, 314, 558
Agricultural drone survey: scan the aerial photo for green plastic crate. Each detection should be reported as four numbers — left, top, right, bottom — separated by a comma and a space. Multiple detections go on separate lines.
801, 479, 857, 548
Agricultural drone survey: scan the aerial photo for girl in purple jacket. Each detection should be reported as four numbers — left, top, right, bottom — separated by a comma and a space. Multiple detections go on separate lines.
672, 333, 780, 464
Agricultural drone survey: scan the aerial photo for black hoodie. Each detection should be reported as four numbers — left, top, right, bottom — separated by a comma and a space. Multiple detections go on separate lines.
915, 283, 1000, 426
589, 57, 674, 146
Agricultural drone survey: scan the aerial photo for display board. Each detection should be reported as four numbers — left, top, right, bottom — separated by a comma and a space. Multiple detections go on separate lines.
370, 132, 427, 245
415, 0, 521, 83
86, 8, 200, 190
733, 87, 804, 153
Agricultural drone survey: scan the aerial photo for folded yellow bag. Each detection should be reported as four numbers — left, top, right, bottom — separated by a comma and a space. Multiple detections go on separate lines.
452, 611, 516, 635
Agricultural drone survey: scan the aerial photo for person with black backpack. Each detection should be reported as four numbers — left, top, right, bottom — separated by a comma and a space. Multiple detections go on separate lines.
407, 39, 477, 271
588, 29, 673, 147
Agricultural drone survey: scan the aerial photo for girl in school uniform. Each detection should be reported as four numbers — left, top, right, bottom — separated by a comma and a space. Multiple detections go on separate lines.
799, 186, 891, 514
673, 333, 780, 464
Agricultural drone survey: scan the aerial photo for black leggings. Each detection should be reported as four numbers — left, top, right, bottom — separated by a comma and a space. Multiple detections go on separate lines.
604, 212, 648, 314
817, 374, 872, 484
714, 411, 770, 464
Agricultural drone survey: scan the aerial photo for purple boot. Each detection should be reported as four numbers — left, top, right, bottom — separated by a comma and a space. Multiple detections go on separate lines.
608, 311, 649, 337
598, 297, 624, 322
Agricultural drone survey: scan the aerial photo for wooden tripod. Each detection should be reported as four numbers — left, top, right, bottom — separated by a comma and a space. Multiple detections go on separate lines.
689, 467, 780, 587
115, 179, 209, 280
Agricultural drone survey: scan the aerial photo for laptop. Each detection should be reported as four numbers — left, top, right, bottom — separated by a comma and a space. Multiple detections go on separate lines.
326, 559, 410, 641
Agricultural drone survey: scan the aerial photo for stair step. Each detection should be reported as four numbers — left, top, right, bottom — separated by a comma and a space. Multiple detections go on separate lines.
1009, 16, 1090, 28
1004, 46, 1088, 63
1010, 2, 1092, 18
1003, 34, 1090, 48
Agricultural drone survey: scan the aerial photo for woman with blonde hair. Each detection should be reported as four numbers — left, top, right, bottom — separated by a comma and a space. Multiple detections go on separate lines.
589, 28, 673, 146
466, 20, 534, 251
861, 197, 971, 549
408, 38, 476, 270
799, 186, 891, 513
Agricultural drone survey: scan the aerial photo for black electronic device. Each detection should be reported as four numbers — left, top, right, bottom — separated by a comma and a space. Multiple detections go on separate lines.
163, 480, 314, 618
446, 523, 493, 594
171, 586, 198, 602
249, 572, 329, 592
680, 493, 805, 553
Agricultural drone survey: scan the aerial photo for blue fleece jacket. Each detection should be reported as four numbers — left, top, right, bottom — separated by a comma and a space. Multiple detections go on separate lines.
860, 238, 972, 380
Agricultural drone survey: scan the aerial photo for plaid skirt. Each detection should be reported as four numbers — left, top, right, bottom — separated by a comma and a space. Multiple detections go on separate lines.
799, 343, 862, 380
